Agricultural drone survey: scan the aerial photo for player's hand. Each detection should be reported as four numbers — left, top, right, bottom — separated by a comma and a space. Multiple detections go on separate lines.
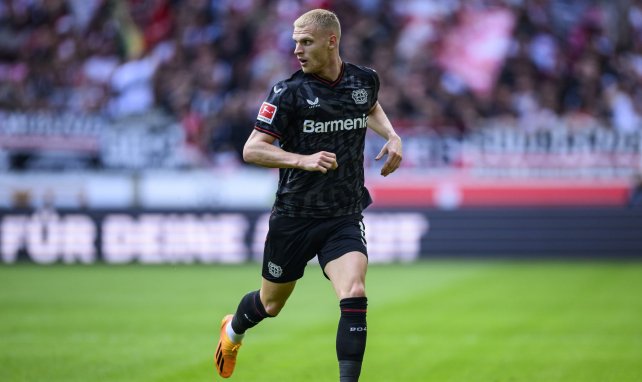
375, 135, 402, 176
300, 151, 338, 173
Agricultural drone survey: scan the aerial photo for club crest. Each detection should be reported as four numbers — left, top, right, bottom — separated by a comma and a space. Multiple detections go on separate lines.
268, 261, 283, 278
352, 89, 368, 104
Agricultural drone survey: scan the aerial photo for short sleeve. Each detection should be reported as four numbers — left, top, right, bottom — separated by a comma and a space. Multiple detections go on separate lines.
254, 81, 292, 140
370, 68, 380, 108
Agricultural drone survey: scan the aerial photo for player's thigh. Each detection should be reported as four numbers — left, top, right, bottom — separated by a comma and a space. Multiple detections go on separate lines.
324, 251, 368, 300
318, 213, 369, 299
262, 214, 322, 283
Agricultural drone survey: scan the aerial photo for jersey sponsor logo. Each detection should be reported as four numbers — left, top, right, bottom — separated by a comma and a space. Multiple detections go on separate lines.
257, 102, 277, 124
306, 97, 319, 108
273, 86, 283, 94
303, 114, 368, 133
268, 261, 283, 278
352, 89, 368, 104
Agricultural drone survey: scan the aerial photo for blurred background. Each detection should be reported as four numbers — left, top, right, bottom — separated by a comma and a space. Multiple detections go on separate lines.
1, 0, 642, 263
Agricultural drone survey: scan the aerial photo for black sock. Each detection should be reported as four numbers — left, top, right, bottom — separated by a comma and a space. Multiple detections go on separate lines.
336, 297, 367, 382
231, 290, 271, 334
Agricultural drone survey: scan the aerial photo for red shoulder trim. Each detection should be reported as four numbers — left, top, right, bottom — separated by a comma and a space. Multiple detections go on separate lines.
254, 126, 281, 139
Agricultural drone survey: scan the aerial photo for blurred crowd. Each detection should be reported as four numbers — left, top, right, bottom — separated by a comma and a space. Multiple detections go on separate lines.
1, 0, 641, 165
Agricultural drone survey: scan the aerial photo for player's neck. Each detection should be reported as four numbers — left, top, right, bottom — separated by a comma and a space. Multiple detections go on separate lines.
316, 57, 343, 83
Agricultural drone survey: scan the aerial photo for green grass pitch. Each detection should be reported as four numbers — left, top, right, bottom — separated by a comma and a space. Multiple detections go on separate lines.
1, 261, 641, 381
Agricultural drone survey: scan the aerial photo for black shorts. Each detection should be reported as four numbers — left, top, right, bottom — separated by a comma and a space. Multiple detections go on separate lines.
261, 212, 368, 283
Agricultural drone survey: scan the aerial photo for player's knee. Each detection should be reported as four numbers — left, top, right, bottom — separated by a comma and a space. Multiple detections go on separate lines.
340, 281, 366, 300
263, 300, 286, 317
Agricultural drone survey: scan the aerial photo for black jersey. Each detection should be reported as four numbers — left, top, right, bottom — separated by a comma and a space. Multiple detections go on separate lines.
254, 62, 379, 218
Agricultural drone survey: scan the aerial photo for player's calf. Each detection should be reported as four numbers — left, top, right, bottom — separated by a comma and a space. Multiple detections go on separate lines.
336, 297, 368, 382
231, 290, 272, 334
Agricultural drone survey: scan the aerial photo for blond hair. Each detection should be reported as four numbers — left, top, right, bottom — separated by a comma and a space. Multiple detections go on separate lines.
294, 9, 341, 40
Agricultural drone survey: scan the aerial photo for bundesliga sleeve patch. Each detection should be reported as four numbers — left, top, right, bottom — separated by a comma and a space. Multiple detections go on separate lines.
257, 102, 277, 124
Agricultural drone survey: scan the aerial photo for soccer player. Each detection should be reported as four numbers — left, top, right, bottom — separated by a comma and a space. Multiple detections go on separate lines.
215, 8, 402, 381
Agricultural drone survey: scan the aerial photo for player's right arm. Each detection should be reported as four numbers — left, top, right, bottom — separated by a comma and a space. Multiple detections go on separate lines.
243, 130, 338, 173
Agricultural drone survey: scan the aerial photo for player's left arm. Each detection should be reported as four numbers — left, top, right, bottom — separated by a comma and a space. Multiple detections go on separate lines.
367, 102, 402, 177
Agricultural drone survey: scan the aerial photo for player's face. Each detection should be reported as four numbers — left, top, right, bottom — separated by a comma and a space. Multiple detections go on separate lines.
292, 26, 333, 74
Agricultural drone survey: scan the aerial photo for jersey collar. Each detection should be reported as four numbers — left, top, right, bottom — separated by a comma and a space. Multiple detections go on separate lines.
311, 62, 345, 87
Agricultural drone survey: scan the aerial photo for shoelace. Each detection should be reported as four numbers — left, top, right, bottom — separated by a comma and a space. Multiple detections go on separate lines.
224, 342, 241, 354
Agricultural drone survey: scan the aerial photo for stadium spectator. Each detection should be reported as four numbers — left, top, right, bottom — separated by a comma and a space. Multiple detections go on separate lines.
1, 0, 641, 167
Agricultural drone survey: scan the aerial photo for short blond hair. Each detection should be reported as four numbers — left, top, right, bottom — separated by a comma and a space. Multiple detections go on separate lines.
294, 9, 341, 40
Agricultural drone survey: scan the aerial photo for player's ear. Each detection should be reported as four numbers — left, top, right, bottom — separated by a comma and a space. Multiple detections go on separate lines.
328, 34, 337, 50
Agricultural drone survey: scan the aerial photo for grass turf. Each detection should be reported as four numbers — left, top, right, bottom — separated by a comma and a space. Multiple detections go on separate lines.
0, 261, 641, 381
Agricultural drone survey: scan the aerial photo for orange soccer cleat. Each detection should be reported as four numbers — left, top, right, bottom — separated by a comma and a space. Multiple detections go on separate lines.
215, 314, 242, 378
